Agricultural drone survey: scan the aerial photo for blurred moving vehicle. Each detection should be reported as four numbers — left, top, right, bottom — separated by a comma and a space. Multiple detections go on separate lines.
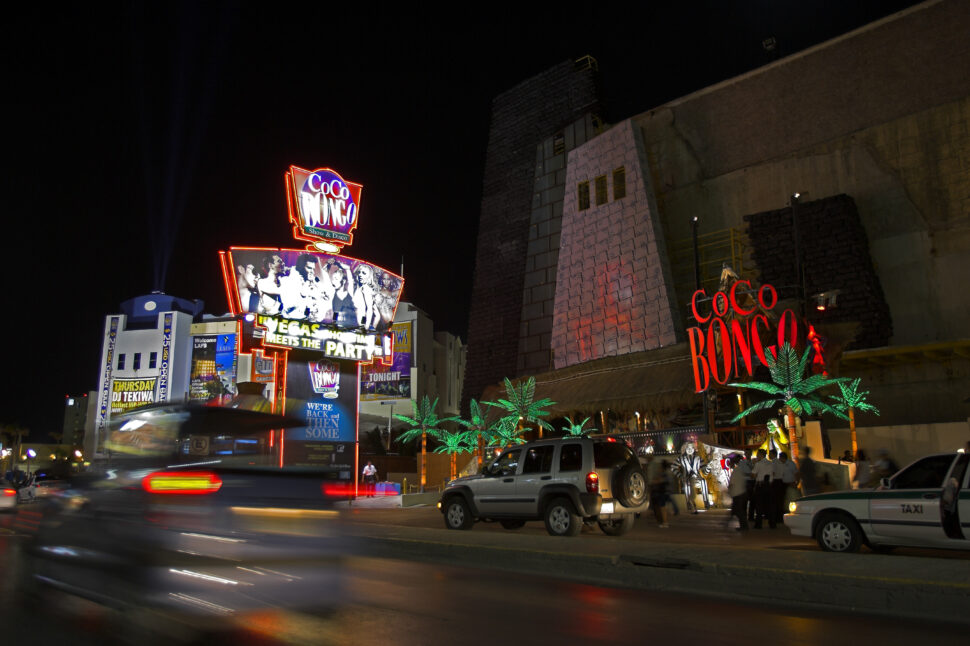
32, 472, 69, 498
785, 451, 970, 553
438, 436, 647, 536
15, 403, 349, 641
0, 478, 17, 511
16, 474, 36, 503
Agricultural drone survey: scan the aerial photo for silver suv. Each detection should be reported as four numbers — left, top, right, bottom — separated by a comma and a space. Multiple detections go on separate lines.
438, 437, 647, 536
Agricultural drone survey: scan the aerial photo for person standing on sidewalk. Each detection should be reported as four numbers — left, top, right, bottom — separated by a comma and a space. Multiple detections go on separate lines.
727, 455, 750, 531
648, 458, 670, 528
777, 452, 799, 521
751, 449, 774, 529
746, 449, 758, 522
361, 460, 378, 497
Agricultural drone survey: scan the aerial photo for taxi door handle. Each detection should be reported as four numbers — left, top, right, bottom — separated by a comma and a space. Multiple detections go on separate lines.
922, 493, 939, 500
503, 478, 514, 483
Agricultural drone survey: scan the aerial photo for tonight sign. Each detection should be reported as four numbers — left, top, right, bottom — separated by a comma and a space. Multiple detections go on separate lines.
258, 315, 391, 362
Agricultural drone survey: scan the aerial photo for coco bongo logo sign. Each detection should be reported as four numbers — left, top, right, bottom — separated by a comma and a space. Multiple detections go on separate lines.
688, 280, 818, 393
286, 166, 363, 248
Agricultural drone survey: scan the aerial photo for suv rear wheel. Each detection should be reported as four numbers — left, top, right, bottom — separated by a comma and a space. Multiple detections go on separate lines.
614, 464, 647, 507
443, 497, 473, 530
544, 497, 581, 537
598, 514, 635, 536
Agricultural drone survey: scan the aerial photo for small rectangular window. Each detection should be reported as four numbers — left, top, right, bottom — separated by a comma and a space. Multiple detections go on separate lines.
149, 352, 158, 369
613, 167, 626, 200
553, 132, 565, 155
522, 445, 555, 474
577, 181, 590, 211
559, 444, 583, 472
117, 353, 126, 370
133, 353, 142, 370
595, 175, 608, 205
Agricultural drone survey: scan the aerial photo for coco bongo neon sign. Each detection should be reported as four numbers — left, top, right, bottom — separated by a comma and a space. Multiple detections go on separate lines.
687, 280, 814, 393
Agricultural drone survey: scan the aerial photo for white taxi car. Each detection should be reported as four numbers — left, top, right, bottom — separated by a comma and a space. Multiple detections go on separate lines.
785, 452, 969, 553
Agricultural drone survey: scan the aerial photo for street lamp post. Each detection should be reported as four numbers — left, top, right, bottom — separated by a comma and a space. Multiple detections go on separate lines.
791, 192, 806, 316
26, 448, 36, 476
380, 401, 396, 452
691, 215, 713, 437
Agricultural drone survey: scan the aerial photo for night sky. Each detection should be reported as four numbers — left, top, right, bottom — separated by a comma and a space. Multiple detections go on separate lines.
5, 1, 922, 438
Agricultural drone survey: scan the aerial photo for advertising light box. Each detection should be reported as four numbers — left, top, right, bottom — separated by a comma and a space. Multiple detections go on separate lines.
189, 334, 238, 403
361, 322, 412, 400
227, 248, 403, 332
110, 378, 157, 415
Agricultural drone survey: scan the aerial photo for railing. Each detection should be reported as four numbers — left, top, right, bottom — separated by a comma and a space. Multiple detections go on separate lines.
668, 227, 756, 323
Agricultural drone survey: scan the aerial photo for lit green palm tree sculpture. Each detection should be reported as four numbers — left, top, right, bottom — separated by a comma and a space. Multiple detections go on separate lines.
457, 398, 496, 468
487, 417, 529, 448
561, 416, 597, 437
434, 429, 476, 481
394, 396, 455, 492
730, 342, 848, 459
829, 378, 880, 460
486, 377, 555, 443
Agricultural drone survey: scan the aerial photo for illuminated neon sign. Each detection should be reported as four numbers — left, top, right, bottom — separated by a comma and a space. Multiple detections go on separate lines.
258, 315, 392, 361
687, 281, 817, 392
286, 166, 363, 251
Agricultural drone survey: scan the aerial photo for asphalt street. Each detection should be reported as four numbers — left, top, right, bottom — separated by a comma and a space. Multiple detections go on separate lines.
337, 499, 970, 625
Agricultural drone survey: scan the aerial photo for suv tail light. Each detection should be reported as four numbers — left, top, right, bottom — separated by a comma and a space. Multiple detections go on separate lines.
586, 471, 599, 494
2, 488, 16, 497
142, 471, 223, 495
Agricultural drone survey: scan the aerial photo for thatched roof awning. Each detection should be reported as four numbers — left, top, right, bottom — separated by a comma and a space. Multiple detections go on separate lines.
480, 343, 701, 419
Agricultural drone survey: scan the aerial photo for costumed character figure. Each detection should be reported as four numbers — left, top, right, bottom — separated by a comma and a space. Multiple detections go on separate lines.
672, 442, 714, 513
758, 418, 790, 456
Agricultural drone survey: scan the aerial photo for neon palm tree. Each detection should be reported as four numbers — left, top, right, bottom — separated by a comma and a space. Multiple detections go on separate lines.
486, 377, 555, 442
457, 398, 496, 468
487, 417, 529, 448
394, 396, 455, 492
829, 378, 880, 460
730, 342, 848, 459
561, 416, 597, 437
434, 429, 475, 481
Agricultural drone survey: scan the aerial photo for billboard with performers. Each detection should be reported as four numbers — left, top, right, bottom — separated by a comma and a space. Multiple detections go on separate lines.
286, 166, 363, 249
225, 248, 403, 333
189, 334, 238, 403
110, 378, 157, 415
361, 322, 412, 400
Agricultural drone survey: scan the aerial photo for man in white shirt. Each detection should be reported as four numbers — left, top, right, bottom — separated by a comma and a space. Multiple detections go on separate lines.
751, 448, 774, 528
361, 460, 378, 497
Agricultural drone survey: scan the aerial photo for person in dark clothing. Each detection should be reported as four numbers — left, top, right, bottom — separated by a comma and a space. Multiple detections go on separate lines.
799, 446, 820, 495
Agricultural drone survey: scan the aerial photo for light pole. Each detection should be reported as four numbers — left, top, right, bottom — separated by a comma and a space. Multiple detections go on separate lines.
380, 401, 396, 451
790, 192, 806, 316
26, 448, 36, 476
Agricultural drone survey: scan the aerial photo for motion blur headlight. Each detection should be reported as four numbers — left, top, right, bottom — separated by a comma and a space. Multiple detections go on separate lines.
789, 501, 798, 514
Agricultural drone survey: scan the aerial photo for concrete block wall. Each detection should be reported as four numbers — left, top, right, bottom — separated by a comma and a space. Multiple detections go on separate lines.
517, 115, 600, 374
551, 119, 683, 369
633, 1, 970, 347
744, 194, 892, 350
462, 59, 602, 410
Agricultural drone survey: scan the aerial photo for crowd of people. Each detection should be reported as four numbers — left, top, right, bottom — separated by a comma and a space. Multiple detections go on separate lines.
644, 443, 900, 531
235, 251, 402, 331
